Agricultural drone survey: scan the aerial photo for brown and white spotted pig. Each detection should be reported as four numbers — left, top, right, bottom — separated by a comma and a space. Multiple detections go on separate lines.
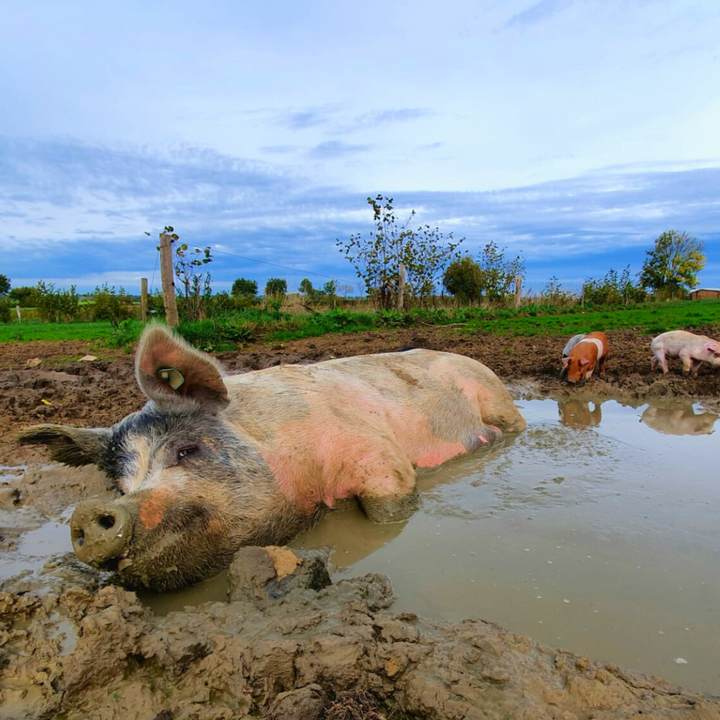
19, 325, 525, 591
560, 331, 609, 384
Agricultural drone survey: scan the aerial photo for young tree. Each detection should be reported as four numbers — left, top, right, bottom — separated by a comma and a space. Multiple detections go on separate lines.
232, 278, 258, 298
0, 274, 10, 296
478, 242, 525, 302
338, 195, 462, 309
264, 278, 287, 297
442, 256, 484, 303
175, 242, 213, 322
298, 278, 314, 295
640, 230, 705, 297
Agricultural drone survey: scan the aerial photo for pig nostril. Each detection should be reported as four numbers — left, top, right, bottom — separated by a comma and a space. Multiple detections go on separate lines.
98, 514, 116, 530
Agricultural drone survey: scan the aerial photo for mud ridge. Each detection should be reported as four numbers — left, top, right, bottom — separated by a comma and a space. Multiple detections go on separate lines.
2, 548, 719, 720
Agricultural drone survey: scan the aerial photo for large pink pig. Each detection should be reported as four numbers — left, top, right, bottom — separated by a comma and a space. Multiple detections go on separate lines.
651, 330, 720, 375
19, 325, 525, 591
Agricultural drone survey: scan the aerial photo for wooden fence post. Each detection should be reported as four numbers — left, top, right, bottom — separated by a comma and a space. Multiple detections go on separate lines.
397, 263, 406, 311
140, 277, 148, 323
15, 305, 21, 322
514, 275, 522, 310
159, 233, 179, 327
581, 283, 585, 308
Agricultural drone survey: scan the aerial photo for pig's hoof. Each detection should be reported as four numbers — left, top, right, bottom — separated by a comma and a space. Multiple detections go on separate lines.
359, 489, 419, 524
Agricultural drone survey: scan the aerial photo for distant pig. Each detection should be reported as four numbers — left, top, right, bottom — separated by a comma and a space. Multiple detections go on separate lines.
19, 325, 526, 591
560, 331, 609, 383
651, 330, 720, 375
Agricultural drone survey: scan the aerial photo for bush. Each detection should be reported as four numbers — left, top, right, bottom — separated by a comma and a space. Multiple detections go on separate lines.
0, 299, 11, 324
8, 286, 40, 307
91, 284, 133, 328
36, 281, 80, 322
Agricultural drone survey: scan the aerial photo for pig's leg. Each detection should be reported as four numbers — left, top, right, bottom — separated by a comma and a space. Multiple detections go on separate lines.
598, 356, 607, 377
691, 358, 702, 376
357, 455, 419, 524
680, 351, 693, 375
655, 350, 669, 374
651, 354, 658, 372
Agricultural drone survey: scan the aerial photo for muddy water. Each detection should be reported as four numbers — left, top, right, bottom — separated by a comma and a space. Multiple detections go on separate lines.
6, 397, 720, 695
294, 397, 720, 694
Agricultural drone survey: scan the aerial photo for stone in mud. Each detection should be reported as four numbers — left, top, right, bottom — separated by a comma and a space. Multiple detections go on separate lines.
227, 546, 331, 607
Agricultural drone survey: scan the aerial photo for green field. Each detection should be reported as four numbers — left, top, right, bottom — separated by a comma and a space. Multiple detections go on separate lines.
0, 301, 718, 349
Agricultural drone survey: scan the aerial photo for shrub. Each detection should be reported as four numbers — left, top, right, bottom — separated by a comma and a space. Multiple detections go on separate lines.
0, 299, 11, 324
91, 284, 133, 328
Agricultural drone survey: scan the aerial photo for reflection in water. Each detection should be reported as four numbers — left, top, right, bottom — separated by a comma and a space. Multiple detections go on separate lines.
558, 399, 603, 429
640, 404, 719, 436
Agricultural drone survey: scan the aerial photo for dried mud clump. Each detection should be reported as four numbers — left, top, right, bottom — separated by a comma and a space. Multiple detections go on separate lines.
2, 547, 719, 720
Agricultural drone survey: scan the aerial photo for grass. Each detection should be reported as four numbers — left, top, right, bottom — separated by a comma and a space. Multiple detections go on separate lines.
0, 301, 718, 347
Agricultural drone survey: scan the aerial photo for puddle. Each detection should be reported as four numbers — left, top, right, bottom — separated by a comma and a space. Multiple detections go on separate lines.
4, 396, 720, 694
295, 397, 720, 694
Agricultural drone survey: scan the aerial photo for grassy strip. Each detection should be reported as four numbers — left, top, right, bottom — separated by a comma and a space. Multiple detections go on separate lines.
0, 301, 719, 348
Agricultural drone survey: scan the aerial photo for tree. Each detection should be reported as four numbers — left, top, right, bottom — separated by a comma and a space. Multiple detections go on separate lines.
478, 242, 525, 302
298, 278, 313, 295
174, 241, 213, 322
264, 278, 287, 297
0, 274, 10, 296
442, 257, 484, 303
232, 278, 258, 298
8, 286, 40, 306
337, 195, 462, 310
640, 230, 705, 297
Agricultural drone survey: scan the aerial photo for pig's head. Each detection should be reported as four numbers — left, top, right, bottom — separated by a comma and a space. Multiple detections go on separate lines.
560, 354, 593, 384
701, 340, 720, 366
19, 325, 309, 591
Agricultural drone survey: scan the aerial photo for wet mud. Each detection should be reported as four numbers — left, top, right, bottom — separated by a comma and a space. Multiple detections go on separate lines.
2, 328, 720, 718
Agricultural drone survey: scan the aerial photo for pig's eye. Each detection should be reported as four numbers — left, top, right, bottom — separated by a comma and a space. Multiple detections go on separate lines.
177, 445, 199, 462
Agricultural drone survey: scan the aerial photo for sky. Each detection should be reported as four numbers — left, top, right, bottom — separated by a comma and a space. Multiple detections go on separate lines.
1, 0, 720, 295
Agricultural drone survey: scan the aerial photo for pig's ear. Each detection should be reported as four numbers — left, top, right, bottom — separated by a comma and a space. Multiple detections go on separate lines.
705, 342, 720, 355
562, 357, 571, 368
579, 357, 590, 367
17, 425, 111, 466
135, 325, 229, 411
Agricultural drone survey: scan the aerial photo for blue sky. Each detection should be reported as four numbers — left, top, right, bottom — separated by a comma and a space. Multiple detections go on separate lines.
2, 0, 720, 295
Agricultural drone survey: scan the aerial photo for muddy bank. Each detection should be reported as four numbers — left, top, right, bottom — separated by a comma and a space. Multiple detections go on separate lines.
2, 547, 719, 720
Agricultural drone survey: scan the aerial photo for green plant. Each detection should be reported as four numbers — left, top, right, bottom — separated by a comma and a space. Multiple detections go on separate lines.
91, 284, 132, 328
338, 195, 462, 309
443, 256, 484, 303
231, 278, 258, 298
35, 281, 80, 322
0, 299, 11, 323
640, 230, 705, 297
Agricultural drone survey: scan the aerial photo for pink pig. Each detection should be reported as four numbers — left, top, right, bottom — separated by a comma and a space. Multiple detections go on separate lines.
651, 330, 720, 375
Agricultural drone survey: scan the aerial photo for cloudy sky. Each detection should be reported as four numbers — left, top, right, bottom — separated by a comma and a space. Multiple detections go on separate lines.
2, 0, 720, 295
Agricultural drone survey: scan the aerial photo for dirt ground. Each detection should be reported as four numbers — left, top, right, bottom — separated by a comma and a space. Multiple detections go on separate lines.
2, 327, 720, 719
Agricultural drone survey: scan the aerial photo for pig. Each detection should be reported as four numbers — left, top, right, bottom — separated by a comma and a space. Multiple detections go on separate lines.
640, 404, 718, 436
558, 399, 602, 429
560, 331, 609, 384
650, 330, 720, 375
19, 325, 526, 592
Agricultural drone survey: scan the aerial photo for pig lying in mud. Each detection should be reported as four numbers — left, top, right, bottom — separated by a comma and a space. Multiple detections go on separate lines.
651, 330, 720, 375
19, 325, 526, 591
560, 331, 609, 383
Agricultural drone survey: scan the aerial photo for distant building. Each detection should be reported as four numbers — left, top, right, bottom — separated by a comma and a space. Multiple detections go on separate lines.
689, 288, 720, 300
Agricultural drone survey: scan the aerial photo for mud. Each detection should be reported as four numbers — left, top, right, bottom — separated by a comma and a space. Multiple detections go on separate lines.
3, 327, 720, 718
3, 546, 720, 720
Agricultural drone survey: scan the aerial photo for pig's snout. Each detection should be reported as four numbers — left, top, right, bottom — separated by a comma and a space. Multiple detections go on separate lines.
71, 499, 133, 568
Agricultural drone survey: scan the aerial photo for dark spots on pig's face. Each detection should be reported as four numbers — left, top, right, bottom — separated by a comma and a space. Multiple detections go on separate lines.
98, 403, 266, 496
